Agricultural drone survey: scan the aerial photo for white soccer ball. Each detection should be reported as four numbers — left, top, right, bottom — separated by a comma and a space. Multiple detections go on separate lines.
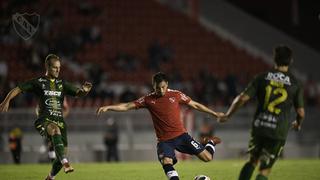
194, 175, 211, 180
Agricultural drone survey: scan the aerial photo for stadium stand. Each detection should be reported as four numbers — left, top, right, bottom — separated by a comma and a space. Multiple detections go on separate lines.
0, 0, 272, 108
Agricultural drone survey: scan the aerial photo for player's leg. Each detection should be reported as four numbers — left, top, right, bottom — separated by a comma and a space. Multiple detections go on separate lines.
47, 141, 56, 162
60, 123, 74, 173
46, 123, 64, 160
157, 141, 179, 180
46, 159, 63, 180
197, 136, 221, 162
11, 149, 20, 164
44, 123, 64, 180
239, 136, 261, 180
46, 122, 74, 174
255, 139, 285, 180
239, 155, 259, 180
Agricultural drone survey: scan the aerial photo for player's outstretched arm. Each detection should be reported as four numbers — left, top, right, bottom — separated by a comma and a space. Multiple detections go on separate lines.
96, 102, 136, 115
292, 107, 305, 131
76, 82, 92, 97
218, 92, 250, 123
0, 87, 22, 112
187, 100, 224, 119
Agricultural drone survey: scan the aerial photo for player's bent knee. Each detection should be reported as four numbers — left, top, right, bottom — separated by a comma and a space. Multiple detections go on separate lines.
198, 151, 212, 162
162, 157, 173, 165
249, 157, 259, 166
203, 154, 212, 162
47, 123, 61, 136
260, 168, 271, 176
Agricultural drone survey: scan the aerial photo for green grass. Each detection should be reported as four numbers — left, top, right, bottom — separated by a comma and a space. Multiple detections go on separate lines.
0, 159, 320, 180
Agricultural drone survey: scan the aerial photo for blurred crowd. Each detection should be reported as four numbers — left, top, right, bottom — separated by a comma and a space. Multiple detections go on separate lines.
1, 0, 319, 108
1, 56, 320, 108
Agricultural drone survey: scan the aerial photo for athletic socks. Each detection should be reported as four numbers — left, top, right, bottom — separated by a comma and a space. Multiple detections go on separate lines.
205, 140, 216, 158
239, 162, 255, 180
51, 134, 65, 161
50, 159, 63, 177
255, 174, 268, 180
163, 164, 179, 180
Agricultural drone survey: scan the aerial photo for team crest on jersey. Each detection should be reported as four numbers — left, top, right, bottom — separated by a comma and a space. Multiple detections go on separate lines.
42, 83, 46, 89
58, 84, 63, 90
169, 97, 175, 103
265, 72, 291, 85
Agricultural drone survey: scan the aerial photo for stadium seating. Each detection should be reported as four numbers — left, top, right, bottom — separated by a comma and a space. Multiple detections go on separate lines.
1, 0, 270, 107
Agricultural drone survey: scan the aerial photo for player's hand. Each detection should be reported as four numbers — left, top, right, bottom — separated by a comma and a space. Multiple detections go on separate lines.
0, 102, 9, 112
82, 82, 92, 93
291, 120, 301, 131
96, 106, 109, 116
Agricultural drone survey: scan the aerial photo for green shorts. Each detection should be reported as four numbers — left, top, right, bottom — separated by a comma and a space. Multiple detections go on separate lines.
34, 118, 68, 147
248, 135, 285, 169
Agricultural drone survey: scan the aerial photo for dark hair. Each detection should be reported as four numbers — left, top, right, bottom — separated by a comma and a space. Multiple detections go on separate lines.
273, 45, 292, 66
45, 54, 60, 67
152, 72, 168, 85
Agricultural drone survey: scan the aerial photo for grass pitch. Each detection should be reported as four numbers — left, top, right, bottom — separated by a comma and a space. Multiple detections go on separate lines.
0, 159, 319, 180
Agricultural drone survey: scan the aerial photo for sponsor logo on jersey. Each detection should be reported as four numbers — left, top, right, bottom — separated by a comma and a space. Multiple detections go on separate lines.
44, 90, 62, 96
45, 98, 62, 109
265, 72, 291, 85
48, 109, 63, 117
38, 78, 47, 82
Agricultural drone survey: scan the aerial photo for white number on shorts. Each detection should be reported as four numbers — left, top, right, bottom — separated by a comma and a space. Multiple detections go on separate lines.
191, 140, 201, 149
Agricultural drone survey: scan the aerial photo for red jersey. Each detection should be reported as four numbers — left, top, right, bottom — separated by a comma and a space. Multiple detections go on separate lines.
134, 89, 191, 141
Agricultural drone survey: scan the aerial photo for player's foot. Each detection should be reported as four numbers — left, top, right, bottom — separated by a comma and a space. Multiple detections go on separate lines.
63, 162, 74, 173
45, 175, 54, 180
204, 136, 221, 145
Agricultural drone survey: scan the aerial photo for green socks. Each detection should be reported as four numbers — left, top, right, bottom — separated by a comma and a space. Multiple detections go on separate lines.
256, 174, 268, 180
51, 134, 65, 161
50, 159, 63, 176
239, 162, 255, 180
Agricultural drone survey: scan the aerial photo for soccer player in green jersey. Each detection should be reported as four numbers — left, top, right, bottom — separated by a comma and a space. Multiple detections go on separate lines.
0, 54, 92, 180
218, 45, 305, 180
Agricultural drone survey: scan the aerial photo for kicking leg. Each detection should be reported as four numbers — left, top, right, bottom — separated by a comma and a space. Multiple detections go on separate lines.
197, 136, 221, 162
46, 123, 74, 174
45, 159, 63, 180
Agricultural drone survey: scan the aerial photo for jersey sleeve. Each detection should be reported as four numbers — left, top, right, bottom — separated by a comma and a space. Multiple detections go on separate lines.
133, 96, 146, 109
63, 81, 79, 97
243, 75, 259, 98
294, 82, 304, 108
18, 78, 37, 92
178, 91, 191, 104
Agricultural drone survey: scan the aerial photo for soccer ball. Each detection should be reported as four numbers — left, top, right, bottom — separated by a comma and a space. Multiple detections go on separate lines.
194, 175, 211, 180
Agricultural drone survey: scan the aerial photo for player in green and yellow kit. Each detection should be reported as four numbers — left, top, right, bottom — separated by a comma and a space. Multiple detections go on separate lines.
218, 45, 305, 180
0, 54, 92, 180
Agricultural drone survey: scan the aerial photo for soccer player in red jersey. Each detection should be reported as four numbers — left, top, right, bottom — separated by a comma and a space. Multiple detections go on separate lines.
97, 72, 223, 180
